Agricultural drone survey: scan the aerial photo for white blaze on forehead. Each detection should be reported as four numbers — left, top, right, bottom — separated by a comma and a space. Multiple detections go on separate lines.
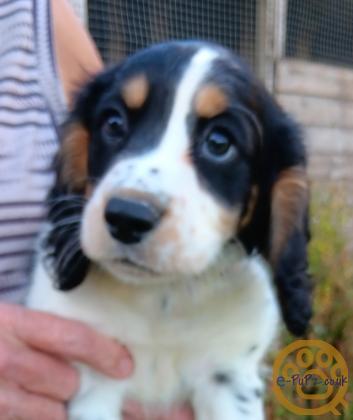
91, 47, 221, 196
158, 47, 219, 158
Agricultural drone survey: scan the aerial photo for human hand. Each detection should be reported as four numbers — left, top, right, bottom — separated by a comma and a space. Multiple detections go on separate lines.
0, 303, 133, 420
123, 400, 194, 420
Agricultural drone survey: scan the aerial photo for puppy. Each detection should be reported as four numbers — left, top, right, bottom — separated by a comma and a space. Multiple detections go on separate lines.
28, 41, 312, 420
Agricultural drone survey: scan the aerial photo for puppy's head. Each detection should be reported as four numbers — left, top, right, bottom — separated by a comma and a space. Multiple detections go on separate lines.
46, 41, 311, 335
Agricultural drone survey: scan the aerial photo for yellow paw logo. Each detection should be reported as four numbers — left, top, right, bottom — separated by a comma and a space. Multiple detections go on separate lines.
273, 339, 349, 416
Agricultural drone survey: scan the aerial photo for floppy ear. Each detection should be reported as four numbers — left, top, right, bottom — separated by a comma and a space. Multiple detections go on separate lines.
269, 165, 312, 336
43, 120, 91, 291
43, 70, 117, 290
239, 91, 312, 336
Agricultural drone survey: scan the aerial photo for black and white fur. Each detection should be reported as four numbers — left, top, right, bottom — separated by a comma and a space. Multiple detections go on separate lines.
28, 42, 312, 419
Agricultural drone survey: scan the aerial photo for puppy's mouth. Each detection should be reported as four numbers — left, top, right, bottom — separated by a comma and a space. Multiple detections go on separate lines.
104, 256, 163, 285
114, 257, 158, 275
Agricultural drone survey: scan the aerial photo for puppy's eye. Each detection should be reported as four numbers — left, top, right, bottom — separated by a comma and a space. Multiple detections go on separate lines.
102, 113, 126, 143
202, 129, 237, 162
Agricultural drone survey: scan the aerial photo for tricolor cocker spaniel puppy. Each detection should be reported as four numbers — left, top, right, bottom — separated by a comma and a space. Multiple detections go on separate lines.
28, 41, 312, 420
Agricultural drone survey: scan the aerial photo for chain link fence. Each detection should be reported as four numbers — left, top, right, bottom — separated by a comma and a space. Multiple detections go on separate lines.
87, 0, 257, 68
286, 0, 353, 68
69, 1, 353, 73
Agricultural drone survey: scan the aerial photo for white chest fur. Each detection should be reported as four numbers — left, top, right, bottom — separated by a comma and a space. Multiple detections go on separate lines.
27, 251, 279, 419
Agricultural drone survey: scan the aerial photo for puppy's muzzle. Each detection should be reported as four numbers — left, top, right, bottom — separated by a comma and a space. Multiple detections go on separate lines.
104, 197, 162, 244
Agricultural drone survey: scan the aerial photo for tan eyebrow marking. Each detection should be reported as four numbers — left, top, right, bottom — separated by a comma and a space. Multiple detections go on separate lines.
194, 84, 229, 118
121, 74, 149, 109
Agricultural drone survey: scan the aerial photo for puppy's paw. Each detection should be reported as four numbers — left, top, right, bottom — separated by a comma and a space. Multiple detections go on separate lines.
70, 366, 126, 420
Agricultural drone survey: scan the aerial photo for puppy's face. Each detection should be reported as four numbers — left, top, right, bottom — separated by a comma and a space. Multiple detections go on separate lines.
79, 46, 258, 281
48, 42, 312, 335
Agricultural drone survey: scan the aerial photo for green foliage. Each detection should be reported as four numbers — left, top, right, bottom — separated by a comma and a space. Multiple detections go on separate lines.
309, 186, 353, 344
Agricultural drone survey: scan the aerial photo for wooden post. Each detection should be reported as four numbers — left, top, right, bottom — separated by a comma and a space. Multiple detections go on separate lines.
274, 0, 288, 60
256, 0, 287, 92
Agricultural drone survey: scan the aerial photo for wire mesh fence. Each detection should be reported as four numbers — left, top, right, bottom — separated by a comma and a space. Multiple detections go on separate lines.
70, 0, 353, 74
286, 0, 353, 68
87, 0, 257, 68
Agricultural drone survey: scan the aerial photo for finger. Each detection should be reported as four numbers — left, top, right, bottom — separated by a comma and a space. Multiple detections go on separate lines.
123, 401, 194, 420
166, 405, 194, 420
7, 305, 134, 378
123, 399, 145, 418
0, 340, 79, 401
122, 401, 163, 420
0, 381, 67, 420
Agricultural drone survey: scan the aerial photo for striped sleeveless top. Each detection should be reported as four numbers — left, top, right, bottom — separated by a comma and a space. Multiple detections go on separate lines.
0, 0, 66, 303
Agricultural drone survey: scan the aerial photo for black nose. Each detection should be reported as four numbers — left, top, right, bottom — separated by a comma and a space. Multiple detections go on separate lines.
104, 197, 161, 244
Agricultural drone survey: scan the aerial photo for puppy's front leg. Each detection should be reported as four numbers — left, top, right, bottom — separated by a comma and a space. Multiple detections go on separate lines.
69, 365, 128, 420
192, 370, 264, 420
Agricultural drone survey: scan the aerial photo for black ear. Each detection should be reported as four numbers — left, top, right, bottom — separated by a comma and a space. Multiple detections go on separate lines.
269, 165, 312, 336
43, 68, 118, 291
43, 188, 90, 291
43, 118, 91, 291
239, 90, 312, 336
